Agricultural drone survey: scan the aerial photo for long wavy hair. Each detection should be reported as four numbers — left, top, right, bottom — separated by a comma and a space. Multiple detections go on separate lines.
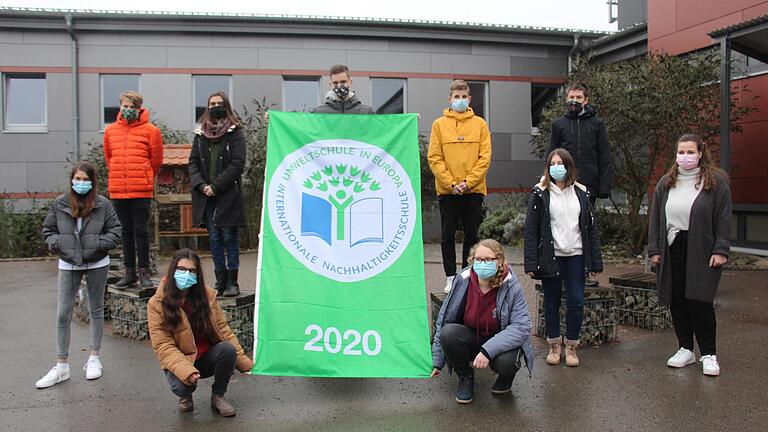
468, 239, 508, 289
69, 161, 97, 218
161, 249, 214, 337
665, 134, 727, 191
541, 148, 578, 190
196, 91, 240, 127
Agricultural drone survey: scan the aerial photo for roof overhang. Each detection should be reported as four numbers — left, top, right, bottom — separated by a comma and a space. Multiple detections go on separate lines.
709, 14, 768, 63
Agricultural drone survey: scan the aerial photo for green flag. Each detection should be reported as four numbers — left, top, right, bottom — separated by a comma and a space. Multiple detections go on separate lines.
251, 111, 431, 378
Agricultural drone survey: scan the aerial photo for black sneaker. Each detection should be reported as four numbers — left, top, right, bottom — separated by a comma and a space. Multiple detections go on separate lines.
491, 375, 514, 394
455, 372, 474, 404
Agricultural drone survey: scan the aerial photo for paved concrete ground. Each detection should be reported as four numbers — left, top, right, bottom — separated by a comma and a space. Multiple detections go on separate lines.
1, 245, 766, 432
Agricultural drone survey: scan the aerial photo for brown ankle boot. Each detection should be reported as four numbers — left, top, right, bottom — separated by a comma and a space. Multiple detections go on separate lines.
178, 395, 193, 412
565, 340, 580, 367
546, 337, 562, 365
211, 393, 236, 417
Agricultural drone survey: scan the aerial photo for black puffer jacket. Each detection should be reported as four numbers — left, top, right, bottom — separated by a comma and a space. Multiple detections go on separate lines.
523, 182, 603, 279
547, 105, 613, 198
310, 91, 375, 114
189, 125, 247, 228
42, 194, 122, 266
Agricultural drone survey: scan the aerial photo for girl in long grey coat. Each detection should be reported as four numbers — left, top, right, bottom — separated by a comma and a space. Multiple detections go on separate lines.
37, 162, 122, 388
648, 134, 731, 377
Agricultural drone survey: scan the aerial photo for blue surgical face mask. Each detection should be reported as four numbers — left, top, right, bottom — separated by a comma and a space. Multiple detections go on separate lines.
451, 99, 469, 113
71, 180, 93, 195
473, 260, 498, 280
174, 270, 197, 291
549, 164, 567, 182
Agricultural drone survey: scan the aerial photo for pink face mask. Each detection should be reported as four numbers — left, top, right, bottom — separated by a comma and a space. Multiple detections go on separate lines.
676, 153, 699, 170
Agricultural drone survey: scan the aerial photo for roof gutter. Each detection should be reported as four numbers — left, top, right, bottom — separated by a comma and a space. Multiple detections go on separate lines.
65, 13, 80, 161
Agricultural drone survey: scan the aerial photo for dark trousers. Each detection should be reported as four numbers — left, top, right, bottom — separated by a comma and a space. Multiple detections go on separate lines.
670, 231, 717, 356
438, 194, 483, 277
164, 342, 237, 397
440, 323, 521, 378
112, 198, 151, 268
204, 200, 240, 270
542, 255, 585, 341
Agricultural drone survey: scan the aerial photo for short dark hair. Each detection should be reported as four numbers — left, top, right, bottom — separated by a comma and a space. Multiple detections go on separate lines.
566, 83, 589, 98
329, 64, 350, 77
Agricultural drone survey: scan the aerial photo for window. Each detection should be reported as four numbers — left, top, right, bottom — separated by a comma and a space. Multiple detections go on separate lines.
371, 78, 405, 114
193, 75, 232, 123
283, 77, 321, 112
101, 74, 140, 128
4, 74, 46, 132
467, 81, 488, 122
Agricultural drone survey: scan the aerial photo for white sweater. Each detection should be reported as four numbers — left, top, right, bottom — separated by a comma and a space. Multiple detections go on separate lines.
549, 183, 582, 257
665, 167, 702, 245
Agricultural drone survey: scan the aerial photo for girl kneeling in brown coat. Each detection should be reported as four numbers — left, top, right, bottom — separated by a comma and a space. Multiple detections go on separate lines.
148, 249, 254, 416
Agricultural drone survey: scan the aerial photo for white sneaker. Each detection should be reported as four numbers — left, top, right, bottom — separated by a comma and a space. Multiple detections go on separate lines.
84, 357, 102, 380
701, 355, 720, 376
443, 276, 455, 294
36, 364, 70, 389
666, 348, 696, 368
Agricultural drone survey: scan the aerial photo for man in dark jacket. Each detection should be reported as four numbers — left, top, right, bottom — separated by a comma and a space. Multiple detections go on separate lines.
547, 83, 613, 204
311, 64, 375, 114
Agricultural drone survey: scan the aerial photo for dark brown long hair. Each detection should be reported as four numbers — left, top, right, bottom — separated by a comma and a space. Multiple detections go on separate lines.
541, 148, 578, 190
196, 91, 240, 126
69, 161, 97, 218
161, 249, 214, 337
665, 134, 727, 191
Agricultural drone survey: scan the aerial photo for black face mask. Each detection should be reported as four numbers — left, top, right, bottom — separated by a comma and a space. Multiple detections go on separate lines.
210, 105, 227, 120
333, 84, 350, 99
566, 100, 583, 114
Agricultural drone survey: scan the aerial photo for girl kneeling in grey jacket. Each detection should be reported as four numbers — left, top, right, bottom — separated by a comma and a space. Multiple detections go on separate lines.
431, 239, 533, 404
37, 161, 121, 389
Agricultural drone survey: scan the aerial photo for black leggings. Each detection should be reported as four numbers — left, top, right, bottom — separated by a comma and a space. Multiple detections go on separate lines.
164, 342, 237, 397
440, 323, 522, 377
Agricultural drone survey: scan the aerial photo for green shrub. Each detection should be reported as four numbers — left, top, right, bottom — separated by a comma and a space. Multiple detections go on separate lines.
478, 193, 529, 246
0, 198, 51, 258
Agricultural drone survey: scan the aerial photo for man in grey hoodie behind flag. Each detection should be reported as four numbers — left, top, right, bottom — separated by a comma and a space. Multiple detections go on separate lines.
311, 64, 375, 114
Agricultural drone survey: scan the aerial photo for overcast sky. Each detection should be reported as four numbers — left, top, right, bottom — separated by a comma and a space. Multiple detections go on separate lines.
1, 0, 619, 32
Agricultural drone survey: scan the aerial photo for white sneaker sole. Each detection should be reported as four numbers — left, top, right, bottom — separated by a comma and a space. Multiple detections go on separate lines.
667, 357, 696, 368
35, 374, 70, 389
703, 368, 720, 376
86, 372, 102, 380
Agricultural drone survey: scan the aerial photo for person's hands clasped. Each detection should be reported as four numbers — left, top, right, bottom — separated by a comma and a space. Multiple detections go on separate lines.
472, 352, 489, 369
188, 372, 200, 385
203, 185, 216, 197
709, 254, 727, 267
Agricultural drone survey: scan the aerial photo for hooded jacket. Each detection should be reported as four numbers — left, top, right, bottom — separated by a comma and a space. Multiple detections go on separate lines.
103, 108, 164, 199
427, 107, 492, 196
147, 278, 254, 384
432, 265, 534, 376
188, 125, 246, 228
547, 105, 613, 198
42, 194, 122, 266
523, 180, 603, 279
310, 91, 375, 114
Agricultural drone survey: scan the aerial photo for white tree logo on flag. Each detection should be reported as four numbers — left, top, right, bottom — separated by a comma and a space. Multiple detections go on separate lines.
268, 139, 417, 282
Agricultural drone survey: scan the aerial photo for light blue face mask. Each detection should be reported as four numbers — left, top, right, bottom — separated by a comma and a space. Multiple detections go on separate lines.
472, 260, 498, 279
71, 180, 93, 195
549, 164, 567, 182
451, 99, 469, 113
174, 270, 197, 291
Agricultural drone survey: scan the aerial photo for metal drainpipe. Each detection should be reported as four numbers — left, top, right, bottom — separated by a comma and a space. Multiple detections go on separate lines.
568, 33, 581, 74
65, 14, 80, 161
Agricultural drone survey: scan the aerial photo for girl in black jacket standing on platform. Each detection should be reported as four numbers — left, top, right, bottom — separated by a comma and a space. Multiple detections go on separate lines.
648, 134, 731, 377
523, 148, 603, 368
189, 91, 246, 297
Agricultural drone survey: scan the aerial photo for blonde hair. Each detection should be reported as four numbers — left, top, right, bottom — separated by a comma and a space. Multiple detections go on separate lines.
468, 239, 506, 288
119, 90, 143, 108
449, 79, 470, 95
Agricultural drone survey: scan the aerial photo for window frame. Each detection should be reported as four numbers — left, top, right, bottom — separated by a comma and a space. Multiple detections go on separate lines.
192, 75, 233, 127
466, 80, 489, 123
2, 73, 48, 133
100, 74, 141, 131
370, 77, 407, 114
282, 76, 321, 113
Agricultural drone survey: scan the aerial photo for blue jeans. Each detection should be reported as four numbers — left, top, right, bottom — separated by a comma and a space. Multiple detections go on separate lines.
204, 201, 240, 270
542, 255, 585, 341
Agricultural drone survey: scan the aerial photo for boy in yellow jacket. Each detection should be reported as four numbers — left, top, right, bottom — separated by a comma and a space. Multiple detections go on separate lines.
428, 80, 492, 293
